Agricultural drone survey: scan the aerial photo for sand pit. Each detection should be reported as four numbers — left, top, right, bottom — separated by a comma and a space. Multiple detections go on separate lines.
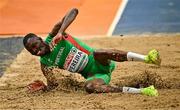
0, 34, 180, 109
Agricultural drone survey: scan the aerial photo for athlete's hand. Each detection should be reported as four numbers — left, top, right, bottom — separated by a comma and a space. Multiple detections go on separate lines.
52, 33, 63, 45
49, 33, 63, 51
27, 80, 46, 93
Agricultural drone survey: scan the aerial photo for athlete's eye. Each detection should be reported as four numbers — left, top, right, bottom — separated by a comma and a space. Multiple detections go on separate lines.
31, 43, 37, 48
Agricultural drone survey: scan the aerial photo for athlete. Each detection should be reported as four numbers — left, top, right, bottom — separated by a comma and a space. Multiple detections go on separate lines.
23, 8, 161, 96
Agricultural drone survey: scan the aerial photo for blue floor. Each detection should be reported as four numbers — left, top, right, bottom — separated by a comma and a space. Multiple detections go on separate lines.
113, 0, 180, 35
0, 37, 24, 77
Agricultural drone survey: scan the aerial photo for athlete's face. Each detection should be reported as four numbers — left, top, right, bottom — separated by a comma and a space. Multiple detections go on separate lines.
25, 36, 50, 56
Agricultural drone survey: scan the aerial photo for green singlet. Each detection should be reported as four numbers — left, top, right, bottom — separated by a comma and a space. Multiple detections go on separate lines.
40, 34, 116, 84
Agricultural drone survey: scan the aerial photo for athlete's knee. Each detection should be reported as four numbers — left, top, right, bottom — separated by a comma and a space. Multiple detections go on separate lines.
85, 79, 105, 93
85, 82, 96, 93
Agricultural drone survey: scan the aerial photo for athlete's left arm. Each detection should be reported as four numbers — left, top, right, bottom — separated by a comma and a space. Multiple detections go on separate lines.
52, 8, 79, 45
49, 17, 64, 37
58, 8, 79, 34
49, 8, 78, 38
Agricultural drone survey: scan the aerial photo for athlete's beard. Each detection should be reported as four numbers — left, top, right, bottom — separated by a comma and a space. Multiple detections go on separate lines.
37, 42, 51, 56
42, 42, 51, 55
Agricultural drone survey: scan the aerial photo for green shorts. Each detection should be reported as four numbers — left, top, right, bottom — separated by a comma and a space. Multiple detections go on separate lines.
86, 60, 116, 84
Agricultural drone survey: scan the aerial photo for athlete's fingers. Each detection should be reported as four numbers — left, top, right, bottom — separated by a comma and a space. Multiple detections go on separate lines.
52, 36, 62, 44
52, 33, 63, 45
27, 80, 46, 93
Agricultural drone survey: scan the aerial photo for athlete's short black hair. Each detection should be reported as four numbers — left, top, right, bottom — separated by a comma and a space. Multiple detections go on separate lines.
23, 33, 37, 46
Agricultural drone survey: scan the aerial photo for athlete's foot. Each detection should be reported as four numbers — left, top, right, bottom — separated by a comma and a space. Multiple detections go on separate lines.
145, 49, 161, 66
141, 85, 158, 96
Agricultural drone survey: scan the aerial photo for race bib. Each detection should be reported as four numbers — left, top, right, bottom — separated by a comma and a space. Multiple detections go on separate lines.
64, 47, 88, 72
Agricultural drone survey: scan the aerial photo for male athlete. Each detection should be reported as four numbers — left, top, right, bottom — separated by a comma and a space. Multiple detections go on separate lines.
23, 8, 161, 96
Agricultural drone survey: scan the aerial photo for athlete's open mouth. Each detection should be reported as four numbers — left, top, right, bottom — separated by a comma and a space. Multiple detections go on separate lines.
37, 50, 42, 56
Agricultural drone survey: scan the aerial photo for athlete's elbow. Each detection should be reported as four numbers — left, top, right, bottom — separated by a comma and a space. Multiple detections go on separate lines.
72, 8, 79, 15
85, 83, 95, 93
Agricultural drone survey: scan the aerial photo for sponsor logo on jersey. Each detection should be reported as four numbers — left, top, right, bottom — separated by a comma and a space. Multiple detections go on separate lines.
64, 47, 88, 72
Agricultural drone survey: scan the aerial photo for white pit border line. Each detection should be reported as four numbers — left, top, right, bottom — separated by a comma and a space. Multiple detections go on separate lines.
107, 0, 128, 36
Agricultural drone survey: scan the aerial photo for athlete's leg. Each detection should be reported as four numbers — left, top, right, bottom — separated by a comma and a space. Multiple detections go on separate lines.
85, 78, 123, 93
94, 49, 161, 65
84, 78, 158, 96
93, 49, 128, 66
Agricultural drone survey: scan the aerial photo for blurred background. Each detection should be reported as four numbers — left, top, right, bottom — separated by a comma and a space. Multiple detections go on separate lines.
0, 0, 180, 76
0, 0, 120, 36
113, 0, 180, 35
0, 0, 180, 36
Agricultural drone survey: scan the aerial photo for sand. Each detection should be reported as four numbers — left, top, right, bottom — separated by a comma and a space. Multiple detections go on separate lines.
0, 34, 180, 110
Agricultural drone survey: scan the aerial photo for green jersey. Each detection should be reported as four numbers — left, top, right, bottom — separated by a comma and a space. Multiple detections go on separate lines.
40, 34, 94, 78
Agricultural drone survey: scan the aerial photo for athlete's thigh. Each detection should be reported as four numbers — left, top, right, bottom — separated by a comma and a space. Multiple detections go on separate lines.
86, 56, 115, 85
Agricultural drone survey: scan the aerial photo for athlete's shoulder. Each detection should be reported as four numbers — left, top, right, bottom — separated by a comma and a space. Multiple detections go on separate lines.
44, 34, 54, 44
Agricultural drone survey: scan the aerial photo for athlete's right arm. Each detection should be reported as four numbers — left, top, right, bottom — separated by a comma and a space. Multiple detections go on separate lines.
40, 63, 59, 91
27, 64, 58, 92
